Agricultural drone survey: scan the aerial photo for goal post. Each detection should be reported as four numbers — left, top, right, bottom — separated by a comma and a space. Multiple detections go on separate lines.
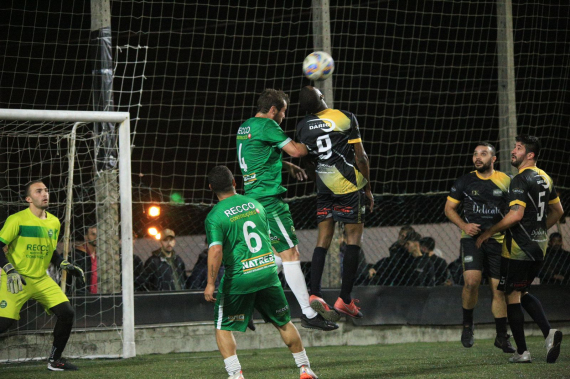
0, 109, 135, 359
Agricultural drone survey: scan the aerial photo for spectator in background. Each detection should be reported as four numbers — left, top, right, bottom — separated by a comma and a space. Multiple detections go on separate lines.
187, 238, 224, 290
402, 232, 435, 286
73, 226, 98, 294
367, 226, 417, 285
131, 231, 147, 292
144, 228, 187, 291
420, 237, 451, 286
538, 233, 570, 285
447, 257, 465, 286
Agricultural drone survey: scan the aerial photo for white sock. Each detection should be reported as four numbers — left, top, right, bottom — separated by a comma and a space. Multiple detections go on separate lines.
274, 255, 283, 274
282, 261, 317, 318
292, 349, 310, 368
224, 354, 241, 376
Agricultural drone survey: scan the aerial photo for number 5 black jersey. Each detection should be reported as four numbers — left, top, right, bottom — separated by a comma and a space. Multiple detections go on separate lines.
296, 108, 368, 195
504, 167, 561, 261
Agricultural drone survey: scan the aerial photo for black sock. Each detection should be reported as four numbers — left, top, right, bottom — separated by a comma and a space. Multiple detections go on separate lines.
521, 293, 551, 338
495, 317, 508, 335
507, 303, 527, 354
462, 308, 474, 327
49, 302, 75, 361
339, 245, 360, 304
310, 247, 328, 297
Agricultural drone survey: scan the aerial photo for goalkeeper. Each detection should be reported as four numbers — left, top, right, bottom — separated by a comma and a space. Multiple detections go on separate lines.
0, 180, 85, 371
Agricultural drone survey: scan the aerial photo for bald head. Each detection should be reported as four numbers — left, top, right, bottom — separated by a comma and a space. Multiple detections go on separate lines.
299, 86, 327, 114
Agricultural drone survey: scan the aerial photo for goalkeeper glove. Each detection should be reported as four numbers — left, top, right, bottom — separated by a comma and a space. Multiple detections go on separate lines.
2, 263, 27, 294
61, 260, 85, 288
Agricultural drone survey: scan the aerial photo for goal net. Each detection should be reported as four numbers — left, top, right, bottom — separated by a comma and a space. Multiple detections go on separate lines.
0, 110, 134, 362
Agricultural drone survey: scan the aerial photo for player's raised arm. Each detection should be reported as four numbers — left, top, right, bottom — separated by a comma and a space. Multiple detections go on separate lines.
281, 140, 308, 158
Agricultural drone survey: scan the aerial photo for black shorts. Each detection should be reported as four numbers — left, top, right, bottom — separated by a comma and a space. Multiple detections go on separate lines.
498, 257, 542, 295
460, 237, 502, 279
316, 190, 366, 224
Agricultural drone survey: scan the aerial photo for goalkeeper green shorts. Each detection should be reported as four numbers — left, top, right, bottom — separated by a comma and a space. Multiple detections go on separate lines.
0, 273, 69, 320
214, 285, 291, 332
258, 195, 299, 254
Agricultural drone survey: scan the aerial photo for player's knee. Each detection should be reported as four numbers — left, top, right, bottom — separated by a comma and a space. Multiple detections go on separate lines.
463, 280, 480, 292
52, 302, 75, 324
279, 248, 300, 262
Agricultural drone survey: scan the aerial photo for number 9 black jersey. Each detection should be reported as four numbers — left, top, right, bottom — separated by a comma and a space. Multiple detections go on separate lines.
504, 167, 560, 261
296, 108, 367, 195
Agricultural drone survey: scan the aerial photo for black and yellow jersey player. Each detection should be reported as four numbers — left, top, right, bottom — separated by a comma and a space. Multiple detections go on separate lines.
444, 142, 514, 353
0, 180, 85, 371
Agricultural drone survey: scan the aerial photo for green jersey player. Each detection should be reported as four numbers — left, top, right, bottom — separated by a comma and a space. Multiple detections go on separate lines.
204, 166, 318, 379
236, 89, 338, 330
0, 180, 85, 371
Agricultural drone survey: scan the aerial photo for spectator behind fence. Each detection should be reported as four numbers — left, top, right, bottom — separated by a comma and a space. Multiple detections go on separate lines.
402, 232, 435, 286
368, 225, 417, 285
420, 237, 451, 286
143, 228, 187, 291
538, 233, 570, 285
186, 238, 224, 290
73, 226, 98, 294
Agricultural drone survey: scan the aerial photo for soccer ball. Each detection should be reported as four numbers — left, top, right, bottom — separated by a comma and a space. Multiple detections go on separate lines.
302, 51, 335, 81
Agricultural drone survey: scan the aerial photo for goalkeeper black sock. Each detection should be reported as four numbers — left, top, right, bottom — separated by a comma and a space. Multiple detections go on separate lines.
507, 303, 527, 354
50, 302, 75, 360
495, 317, 508, 335
310, 247, 328, 297
462, 307, 474, 327
521, 293, 551, 338
339, 245, 360, 304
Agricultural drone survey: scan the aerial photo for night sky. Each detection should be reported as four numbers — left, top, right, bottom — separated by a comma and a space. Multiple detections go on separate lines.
1, 0, 569, 208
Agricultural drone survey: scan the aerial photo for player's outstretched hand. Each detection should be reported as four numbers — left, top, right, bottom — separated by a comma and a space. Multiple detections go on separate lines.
286, 163, 308, 182
3, 263, 27, 294
204, 283, 216, 302
61, 260, 85, 288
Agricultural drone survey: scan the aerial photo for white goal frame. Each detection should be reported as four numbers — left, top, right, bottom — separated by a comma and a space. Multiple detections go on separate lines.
0, 109, 135, 359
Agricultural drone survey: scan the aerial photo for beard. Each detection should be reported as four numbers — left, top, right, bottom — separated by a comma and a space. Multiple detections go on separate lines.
475, 160, 492, 173
511, 155, 524, 167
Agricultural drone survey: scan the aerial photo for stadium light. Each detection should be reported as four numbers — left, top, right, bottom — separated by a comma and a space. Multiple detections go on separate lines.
148, 227, 158, 236
148, 205, 161, 217
155, 233, 161, 240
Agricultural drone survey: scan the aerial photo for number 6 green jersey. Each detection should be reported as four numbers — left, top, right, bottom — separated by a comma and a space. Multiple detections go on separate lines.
205, 194, 280, 294
236, 117, 292, 199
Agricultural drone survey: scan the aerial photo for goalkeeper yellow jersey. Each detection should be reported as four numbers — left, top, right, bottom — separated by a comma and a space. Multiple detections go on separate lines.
0, 208, 60, 278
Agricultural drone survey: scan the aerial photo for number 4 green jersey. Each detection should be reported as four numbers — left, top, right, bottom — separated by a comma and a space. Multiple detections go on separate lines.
205, 194, 280, 294
0, 208, 61, 278
236, 117, 292, 199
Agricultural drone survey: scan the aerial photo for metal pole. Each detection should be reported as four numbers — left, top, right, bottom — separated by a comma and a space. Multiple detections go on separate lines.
496, 0, 518, 175
312, 0, 334, 108
119, 118, 136, 358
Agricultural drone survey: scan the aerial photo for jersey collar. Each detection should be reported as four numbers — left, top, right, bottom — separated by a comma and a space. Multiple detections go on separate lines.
518, 166, 538, 174
474, 170, 495, 180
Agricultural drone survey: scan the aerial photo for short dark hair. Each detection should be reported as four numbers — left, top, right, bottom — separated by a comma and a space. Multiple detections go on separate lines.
23, 180, 45, 200
208, 166, 234, 194
515, 134, 541, 160
549, 232, 562, 242
85, 225, 97, 235
419, 237, 435, 251
475, 141, 496, 156
299, 86, 322, 114
257, 89, 289, 114
405, 231, 422, 243
400, 225, 415, 234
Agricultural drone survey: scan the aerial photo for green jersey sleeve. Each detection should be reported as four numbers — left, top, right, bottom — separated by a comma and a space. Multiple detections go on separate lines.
0, 214, 20, 245
205, 213, 224, 247
263, 120, 291, 148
